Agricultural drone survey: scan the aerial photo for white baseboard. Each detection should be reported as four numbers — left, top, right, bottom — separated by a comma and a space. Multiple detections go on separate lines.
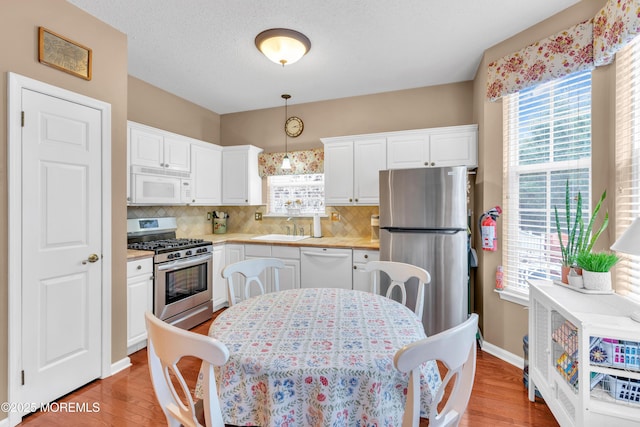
0, 416, 9, 427
481, 340, 524, 369
109, 357, 132, 377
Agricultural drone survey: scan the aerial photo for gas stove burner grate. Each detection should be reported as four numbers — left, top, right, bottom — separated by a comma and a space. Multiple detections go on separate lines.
127, 238, 208, 252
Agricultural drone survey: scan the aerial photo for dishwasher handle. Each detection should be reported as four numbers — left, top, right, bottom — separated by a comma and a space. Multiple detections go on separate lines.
301, 251, 350, 258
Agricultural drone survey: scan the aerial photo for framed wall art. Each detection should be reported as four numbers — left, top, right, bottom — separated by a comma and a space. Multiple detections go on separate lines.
38, 27, 92, 80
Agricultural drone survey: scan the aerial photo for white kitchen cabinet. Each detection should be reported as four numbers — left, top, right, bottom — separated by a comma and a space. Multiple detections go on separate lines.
300, 247, 353, 289
529, 280, 640, 427
190, 140, 222, 205
386, 125, 478, 169
126, 257, 153, 354
322, 137, 386, 205
211, 245, 227, 310
222, 145, 263, 205
224, 244, 245, 302
128, 121, 191, 172
240, 245, 300, 302
352, 249, 380, 293
272, 245, 301, 291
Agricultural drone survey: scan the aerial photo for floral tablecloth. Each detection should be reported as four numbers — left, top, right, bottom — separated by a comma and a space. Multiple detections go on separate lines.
196, 288, 441, 427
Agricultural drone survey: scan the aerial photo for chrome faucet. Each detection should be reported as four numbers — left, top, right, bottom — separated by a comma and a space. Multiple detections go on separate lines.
287, 217, 298, 236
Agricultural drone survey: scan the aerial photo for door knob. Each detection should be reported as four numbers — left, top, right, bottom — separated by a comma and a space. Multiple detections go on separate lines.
82, 254, 100, 264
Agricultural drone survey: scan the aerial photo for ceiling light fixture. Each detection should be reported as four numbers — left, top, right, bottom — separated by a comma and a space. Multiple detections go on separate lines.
255, 28, 311, 66
281, 94, 292, 170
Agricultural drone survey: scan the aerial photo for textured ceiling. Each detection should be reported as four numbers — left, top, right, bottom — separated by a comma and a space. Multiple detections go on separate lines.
67, 0, 581, 114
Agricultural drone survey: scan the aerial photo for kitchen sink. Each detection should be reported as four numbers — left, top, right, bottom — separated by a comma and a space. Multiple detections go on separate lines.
251, 234, 310, 242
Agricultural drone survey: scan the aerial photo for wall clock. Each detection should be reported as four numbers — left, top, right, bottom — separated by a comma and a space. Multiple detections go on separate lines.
285, 116, 304, 137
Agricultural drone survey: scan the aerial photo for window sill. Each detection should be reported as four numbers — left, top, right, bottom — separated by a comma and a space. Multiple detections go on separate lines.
494, 288, 529, 307
263, 213, 328, 218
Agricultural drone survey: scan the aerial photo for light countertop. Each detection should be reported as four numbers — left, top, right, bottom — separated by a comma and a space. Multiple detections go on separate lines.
127, 233, 379, 260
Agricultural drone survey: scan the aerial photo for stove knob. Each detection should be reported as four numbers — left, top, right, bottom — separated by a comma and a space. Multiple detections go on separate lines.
174, 253, 181, 258
167, 254, 174, 259
185, 250, 192, 256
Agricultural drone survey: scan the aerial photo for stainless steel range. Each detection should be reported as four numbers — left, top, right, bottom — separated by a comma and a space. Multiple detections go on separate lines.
127, 217, 213, 330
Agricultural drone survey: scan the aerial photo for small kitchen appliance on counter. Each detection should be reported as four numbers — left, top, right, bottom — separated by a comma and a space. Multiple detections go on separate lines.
127, 217, 213, 329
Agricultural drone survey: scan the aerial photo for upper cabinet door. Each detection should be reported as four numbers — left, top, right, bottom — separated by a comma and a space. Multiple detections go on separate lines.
163, 136, 191, 172
324, 140, 354, 205
354, 138, 386, 205
221, 146, 263, 205
191, 142, 222, 205
130, 127, 164, 169
429, 128, 478, 168
386, 133, 429, 169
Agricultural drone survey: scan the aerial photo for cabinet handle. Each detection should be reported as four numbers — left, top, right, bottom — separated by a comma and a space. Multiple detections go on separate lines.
349, 198, 353, 202
354, 265, 357, 270
137, 265, 142, 270
192, 199, 196, 203
424, 162, 429, 166
364, 254, 368, 259
160, 163, 164, 167
431, 162, 435, 166
355, 198, 358, 202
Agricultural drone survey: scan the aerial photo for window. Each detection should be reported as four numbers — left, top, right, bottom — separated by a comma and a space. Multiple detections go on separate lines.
267, 174, 325, 216
615, 36, 640, 303
503, 70, 592, 298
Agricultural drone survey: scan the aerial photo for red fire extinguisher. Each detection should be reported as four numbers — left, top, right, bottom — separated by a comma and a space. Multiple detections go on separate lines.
480, 206, 502, 251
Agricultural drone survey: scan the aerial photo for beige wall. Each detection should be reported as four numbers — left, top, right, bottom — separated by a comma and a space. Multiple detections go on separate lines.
221, 82, 474, 150
473, 0, 610, 356
0, 0, 128, 417
128, 76, 220, 143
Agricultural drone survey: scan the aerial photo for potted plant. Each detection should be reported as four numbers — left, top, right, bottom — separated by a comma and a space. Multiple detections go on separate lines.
576, 251, 619, 291
554, 181, 609, 283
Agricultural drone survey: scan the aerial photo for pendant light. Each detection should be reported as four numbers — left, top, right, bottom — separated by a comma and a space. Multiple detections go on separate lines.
281, 94, 292, 170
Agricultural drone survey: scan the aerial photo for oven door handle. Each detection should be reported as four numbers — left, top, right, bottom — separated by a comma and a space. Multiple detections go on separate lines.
156, 253, 212, 272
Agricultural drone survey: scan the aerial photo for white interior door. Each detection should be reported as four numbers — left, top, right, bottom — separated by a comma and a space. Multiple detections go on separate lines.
20, 88, 103, 407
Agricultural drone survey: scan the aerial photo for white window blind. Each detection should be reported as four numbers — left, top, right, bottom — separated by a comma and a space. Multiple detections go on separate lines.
615, 36, 640, 303
503, 70, 592, 294
267, 174, 325, 216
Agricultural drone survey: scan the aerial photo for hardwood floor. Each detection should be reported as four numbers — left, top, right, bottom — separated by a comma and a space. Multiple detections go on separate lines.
19, 310, 558, 426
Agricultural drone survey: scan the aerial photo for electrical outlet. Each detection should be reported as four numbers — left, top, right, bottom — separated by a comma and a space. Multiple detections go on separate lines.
330, 212, 340, 222
207, 212, 212, 221
255, 212, 263, 221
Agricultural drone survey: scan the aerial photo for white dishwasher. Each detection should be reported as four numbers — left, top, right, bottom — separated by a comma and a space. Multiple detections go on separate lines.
300, 247, 353, 289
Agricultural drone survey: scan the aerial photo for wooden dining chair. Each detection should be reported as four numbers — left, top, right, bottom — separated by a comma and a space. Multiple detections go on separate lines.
222, 257, 286, 305
145, 311, 229, 427
364, 260, 431, 319
394, 313, 479, 427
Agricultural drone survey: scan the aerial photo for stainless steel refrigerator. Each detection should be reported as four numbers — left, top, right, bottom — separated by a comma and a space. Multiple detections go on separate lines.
379, 166, 468, 336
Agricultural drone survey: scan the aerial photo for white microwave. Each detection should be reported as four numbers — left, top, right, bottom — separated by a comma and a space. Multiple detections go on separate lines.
131, 166, 192, 205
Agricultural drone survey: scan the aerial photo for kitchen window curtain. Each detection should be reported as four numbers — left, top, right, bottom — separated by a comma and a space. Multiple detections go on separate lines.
258, 148, 324, 177
594, 0, 640, 66
488, 0, 640, 101
487, 20, 594, 101
614, 36, 640, 303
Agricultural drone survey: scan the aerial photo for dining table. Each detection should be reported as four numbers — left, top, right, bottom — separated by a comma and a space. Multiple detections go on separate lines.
195, 287, 442, 427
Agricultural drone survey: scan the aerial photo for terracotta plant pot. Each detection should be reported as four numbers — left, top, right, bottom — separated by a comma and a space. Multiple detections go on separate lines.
561, 265, 582, 284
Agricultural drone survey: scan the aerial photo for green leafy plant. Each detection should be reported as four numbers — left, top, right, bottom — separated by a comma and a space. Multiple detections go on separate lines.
554, 181, 609, 267
576, 251, 619, 272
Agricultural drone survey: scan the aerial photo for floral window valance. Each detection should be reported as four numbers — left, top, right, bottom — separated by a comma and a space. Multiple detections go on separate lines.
486, 20, 594, 101
594, 0, 640, 66
258, 148, 324, 177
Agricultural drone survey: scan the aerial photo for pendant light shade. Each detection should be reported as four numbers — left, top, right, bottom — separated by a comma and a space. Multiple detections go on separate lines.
256, 29, 311, 66
281, 94, 292, 170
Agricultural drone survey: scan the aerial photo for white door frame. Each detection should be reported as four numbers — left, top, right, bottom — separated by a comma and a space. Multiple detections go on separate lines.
7, 72, 112, 426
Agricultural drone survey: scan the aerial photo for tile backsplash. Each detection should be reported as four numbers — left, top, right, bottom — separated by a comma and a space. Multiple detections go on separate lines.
127, 205, 379, 238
